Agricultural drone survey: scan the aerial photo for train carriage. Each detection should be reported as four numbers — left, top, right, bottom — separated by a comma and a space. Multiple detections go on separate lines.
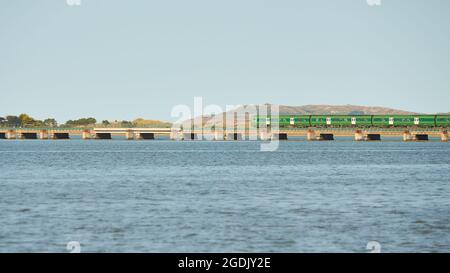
254, 114, 449, 128
310, 115, 372, 127
436, 115, 450, 127
415, 115, 437, 127
293, 115, 312, 127
372, 115, 436, 127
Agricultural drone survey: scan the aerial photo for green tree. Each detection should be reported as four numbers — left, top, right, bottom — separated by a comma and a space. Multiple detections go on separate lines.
43, 118, 58, 127
64, 117, 97, 127
102, 120, 110, 126
120, 120, 133, 128
19, 113, 35, 127
6, 116, 21, 127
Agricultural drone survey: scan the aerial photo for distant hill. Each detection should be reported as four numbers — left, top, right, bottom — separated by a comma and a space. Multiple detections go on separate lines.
274, 104, 419, 115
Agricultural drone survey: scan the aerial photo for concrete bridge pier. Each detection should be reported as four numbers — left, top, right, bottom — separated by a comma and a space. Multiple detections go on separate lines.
306, 130, 316, 141
170, 130, 182, 140
441, 131, 449, 142
125, 131, 135, 140
354, 130, 365, 141
403, 131, 414, 142
5, 130, 16, 139
39, 130, 49, 140
82, 130, 92, 140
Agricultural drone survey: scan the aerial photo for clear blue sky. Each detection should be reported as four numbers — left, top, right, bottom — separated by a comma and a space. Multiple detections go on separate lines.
1, 0, 449, 122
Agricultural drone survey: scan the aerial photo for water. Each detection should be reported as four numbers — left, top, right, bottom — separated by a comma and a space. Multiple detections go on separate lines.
0, 139, 449, 253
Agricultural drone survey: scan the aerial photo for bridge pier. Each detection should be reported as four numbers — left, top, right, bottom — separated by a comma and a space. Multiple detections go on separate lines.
5, 130, 16, 139
82, 130, 92, 140
39, 130, 49, 140
403, 131, 414, 141
125, 131, 135, 140
354, 130, 365, 141
441, 131, 449, 142
170, 130, 183, 140
306, 130, 316, 141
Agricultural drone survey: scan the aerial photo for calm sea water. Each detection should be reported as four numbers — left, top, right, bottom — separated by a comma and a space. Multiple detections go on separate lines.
0, 139, 449, 253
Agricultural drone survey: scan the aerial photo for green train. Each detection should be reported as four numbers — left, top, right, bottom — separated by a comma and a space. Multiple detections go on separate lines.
254, 115, 450, 128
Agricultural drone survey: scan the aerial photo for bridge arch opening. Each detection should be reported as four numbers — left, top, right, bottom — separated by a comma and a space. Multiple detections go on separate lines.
22, 133, 38, 139
0, 133, 6, 139
319, 134, 334, 141
53, 133, 70, 139
272, 133, 288, 140
367, 134, 381, 141
415, 134, 429, 141
139, 133, 155, 140
96, 133, 112, 140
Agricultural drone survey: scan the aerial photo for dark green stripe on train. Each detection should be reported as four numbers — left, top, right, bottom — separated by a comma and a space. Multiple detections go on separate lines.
254, 115, 450, 127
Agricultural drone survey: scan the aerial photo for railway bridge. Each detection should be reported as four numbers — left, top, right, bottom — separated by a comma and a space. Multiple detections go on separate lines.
0, 127, 448, 142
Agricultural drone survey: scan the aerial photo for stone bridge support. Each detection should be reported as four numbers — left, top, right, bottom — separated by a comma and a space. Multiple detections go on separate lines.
306, 130, 316, 141
6, 130, 16, 139
39, 130, 49, 140
82, 130, 92, 140
441, 131, 449, 142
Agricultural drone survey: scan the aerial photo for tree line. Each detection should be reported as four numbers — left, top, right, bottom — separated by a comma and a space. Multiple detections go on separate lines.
0, 114, 171, 128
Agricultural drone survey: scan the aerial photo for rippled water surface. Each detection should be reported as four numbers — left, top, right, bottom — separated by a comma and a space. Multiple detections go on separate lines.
0, 139, 449, 252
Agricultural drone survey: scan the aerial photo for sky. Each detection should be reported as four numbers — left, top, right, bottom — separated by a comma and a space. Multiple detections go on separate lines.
0, 0, 449, 122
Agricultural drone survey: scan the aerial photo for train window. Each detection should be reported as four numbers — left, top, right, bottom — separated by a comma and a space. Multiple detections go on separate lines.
389, 117, 394, 125
351, 117, 356, 125
326, 117, 331, 125
414, 117, 420, 125
290, 117, 294, 125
